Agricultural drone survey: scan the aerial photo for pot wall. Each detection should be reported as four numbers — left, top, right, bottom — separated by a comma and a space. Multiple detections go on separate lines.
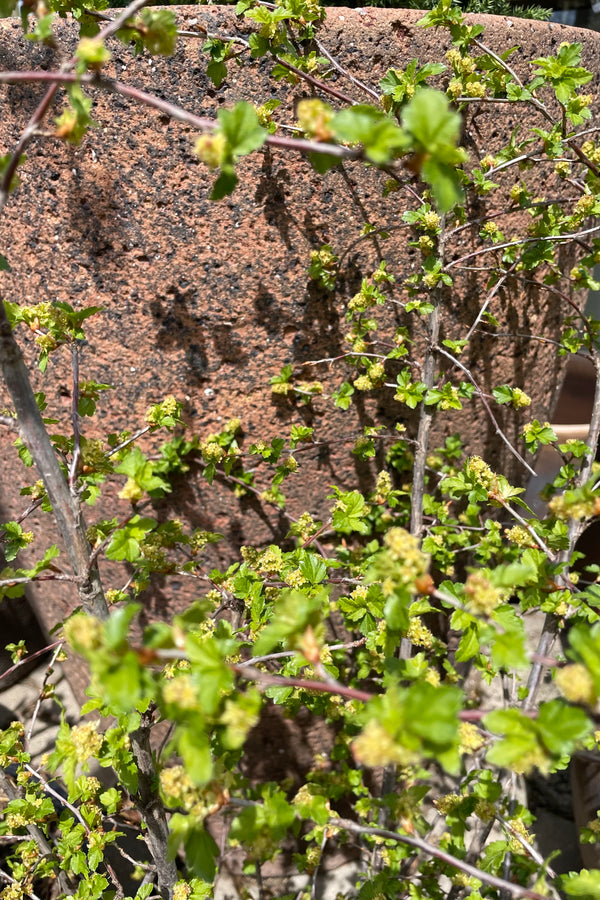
0, 7, 598, 635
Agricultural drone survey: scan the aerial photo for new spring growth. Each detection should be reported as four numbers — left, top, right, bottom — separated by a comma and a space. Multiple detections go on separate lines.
195, 132, 228, 170
296, 98, 333, 142
555, 664, 597, 706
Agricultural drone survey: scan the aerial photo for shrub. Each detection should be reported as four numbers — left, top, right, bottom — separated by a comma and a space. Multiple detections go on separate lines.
1, 1, 600, 898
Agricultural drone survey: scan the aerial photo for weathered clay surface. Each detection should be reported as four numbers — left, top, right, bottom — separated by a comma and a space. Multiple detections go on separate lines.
0, 8, 599, 640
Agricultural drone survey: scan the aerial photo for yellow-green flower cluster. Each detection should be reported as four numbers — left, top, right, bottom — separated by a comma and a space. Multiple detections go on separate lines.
352, 720, 415, 767
286, 568, 307, 588
64, 612, 104, 653
256, 545, 284, 574
465, 456, 496, 491
434, 792, 463, 814
459, 721, 485, 754
505, 525, 532, 547
173, 883, 192, 900
474, 798, 496, 822
406, 616, 434, 649
241, 545, 261, 566
348, 289, 378, 313
464, 81, 485, 98
573, 193, 596, 219
145, 395, 182, 427
160, 765, 201, 810
480, 154, 496, 170
555, 663, 596, 705
418, 235, 435, 254
353, 362, 385, 392
554, 160, 571, 178
296, 381, 323, 396
296, 98, 333, 142
438, 385, 460, 410
582, 140, 600, 164
447, 79, 463, 100
506, 818, 534, 854
162, 674, 199, 710
586, 817, 600, 835
383, 528, 429, 587
81, 439, 112, 474
548, 492, 600, 521
481, 221, 500, 238
371, 470, 392, 504
71, 721, 103, 762
199, 440, 225, 464
464, 572, 502, 616
446, 49, 476, 75
194, 132, 227, 170
423, 210, 441, 232
271, 380, 292, 395
510, 388, 531, 409
6, 795, 46, 830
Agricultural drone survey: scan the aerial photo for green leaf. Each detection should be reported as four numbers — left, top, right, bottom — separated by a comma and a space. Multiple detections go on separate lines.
332, 105, 407, 165
185, 826, 219, 882
105, 515, 156, 562
332, 381, 354, 410
562, 870, 600, 899
330, 489, 370, 535
298, 552, 327, 585
308, 151, 341, 174
218, 101, 267, 159
178, 727, 213, 785
253, 589, 326, 656
210, 170, 238, 201
536, 700, 590, 757
401, 89, 465, 212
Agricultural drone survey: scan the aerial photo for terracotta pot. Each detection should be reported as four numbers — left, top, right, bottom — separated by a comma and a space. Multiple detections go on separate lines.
0, 6, 598, 632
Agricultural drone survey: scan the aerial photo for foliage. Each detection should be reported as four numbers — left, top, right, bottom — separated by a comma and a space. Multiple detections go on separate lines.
0, 1, 599, 899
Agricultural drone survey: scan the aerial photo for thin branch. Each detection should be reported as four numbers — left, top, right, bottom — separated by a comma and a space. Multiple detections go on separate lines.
435, 345, 536, 477
271, 56, 356, 105
24, 764, 90, 833
0, 70, 363, 163
330, 818, 550, 900
446, 221, 600, 271
495, 812, 557, 879
0, 640, 62, 684
232, 664, 374, 703
0, 768, 76, 895
0, 0, 151, 213
69, 345, 81, 491
410, 219, 447, 539
0, 304, 108, 620
130, 709, 178, 900
314, 39, 380, 102
25, 643, 64, 748
0, 867, 43, 900
238, 637, 366, 668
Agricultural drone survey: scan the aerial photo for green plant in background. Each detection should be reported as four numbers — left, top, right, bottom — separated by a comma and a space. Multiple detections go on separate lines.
1, 0, 600, 898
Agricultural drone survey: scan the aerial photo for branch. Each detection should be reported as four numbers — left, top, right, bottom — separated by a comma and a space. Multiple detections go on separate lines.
436, 345, 536, 477
129, 709, 178, 900
0, 70, 363, 162
446, 221, 600, 271
0, 769, 77, 896
0, 0, 152, 213
410, 220, 447, 539
0, 304, 108, 620
0, 640, 62, 685
232, 663, 374, 702
330, 818, 550, 900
